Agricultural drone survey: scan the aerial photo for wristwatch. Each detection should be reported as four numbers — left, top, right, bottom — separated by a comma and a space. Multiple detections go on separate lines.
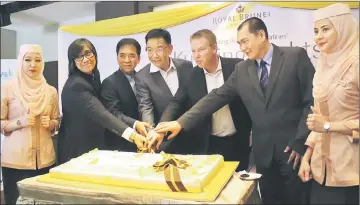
17, 120, 21, 127
323, 122, 331, 133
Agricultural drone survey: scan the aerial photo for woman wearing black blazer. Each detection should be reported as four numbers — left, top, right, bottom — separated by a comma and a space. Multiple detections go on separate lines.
57, 38, 148, 164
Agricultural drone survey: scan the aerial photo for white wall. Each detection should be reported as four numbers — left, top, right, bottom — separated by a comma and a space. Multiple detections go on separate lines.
16, 26, 57, 61
60, 15, 95, 27
0, 59, 18, 191
15, 15, 95, 62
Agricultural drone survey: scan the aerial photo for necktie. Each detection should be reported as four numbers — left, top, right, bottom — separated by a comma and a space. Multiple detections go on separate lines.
125, 72, 136, 96
129, 76, 136, 96
259, 60, 268, 94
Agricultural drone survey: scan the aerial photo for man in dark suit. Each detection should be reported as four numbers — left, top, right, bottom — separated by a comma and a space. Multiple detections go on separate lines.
153, 29, 251, 171
135, 29, 194, 154
153, 18, 314, 204
101, 38, 151, 152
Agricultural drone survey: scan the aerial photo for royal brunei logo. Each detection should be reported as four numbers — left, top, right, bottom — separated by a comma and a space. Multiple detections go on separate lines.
236, 5, 245, 13
213, 3, 270, 26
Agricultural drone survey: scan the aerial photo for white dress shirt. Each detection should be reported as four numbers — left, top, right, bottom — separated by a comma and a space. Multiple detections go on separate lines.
203, 58, 237, 137
150, 58, 179, 96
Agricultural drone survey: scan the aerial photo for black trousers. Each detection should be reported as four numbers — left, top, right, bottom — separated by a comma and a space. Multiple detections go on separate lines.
256, 144, 311, 204
2, 166, 52, 204
310, 168, 359, 204
208, 133, 250, 172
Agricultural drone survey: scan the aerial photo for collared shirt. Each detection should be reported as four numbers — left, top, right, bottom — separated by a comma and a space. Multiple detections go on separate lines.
150, 58, 179, 96
203, 57, 237, 137
256, 44, 274, 80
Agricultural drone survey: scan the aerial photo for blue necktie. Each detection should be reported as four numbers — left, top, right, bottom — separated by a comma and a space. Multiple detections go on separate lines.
259, 60, 268, 94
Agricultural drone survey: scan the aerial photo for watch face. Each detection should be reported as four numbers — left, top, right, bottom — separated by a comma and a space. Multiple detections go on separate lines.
17, 120, 21, 126
324, 123, 330, 129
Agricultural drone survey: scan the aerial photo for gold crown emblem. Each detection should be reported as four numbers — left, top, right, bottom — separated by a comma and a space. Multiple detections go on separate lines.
236, 5, 245, 13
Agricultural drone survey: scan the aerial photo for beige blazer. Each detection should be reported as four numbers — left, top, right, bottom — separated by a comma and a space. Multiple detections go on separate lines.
306, 63, 359, 187
1, 82, 60, 170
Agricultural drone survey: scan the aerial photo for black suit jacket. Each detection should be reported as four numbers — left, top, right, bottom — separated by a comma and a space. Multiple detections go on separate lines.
177, 45, 315, 168
101, 69, 139, 152
58, 70, 129, 164
160, 57, 252, 154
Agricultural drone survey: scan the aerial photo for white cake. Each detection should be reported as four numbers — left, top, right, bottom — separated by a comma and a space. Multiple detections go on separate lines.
49, 149, 224, 193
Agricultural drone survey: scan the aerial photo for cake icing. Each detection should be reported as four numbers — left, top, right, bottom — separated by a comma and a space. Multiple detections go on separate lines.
49, 149, 224, 193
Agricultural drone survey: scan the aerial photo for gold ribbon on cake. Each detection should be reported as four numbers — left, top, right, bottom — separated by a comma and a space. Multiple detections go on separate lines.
153, 152, 191, 192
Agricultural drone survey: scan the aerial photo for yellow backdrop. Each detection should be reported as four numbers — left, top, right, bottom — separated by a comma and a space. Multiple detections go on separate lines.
59, 2, 359, 36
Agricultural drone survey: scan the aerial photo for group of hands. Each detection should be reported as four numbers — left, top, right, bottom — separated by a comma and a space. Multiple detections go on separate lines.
18, 103, 326, 184
133, 105, 327, 183
131, 121, 182, 151
18, 109, 54, 130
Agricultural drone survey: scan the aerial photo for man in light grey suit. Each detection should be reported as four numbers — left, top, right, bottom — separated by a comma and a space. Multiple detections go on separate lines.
135, 28, 193, 154
153, 18, 314, 204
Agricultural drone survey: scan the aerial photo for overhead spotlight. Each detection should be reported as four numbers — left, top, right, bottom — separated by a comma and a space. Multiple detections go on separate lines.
0, 12, 12, 27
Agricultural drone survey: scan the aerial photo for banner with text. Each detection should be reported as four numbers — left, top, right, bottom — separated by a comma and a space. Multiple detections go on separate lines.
1, 59, 17, 85
1, 59, 18, 153
58, 2, 359, 112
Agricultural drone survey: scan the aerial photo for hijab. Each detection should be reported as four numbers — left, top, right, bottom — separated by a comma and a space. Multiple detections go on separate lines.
13, 44, 52, 116
312, 3, 359, 101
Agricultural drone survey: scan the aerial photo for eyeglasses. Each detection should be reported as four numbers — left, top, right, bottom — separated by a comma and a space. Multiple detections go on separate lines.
146, 46, 168, 56
74, 51, 94, 62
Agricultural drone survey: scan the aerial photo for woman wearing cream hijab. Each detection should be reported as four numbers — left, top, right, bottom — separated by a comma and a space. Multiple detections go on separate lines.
299, 3, 359, 204
0, 44, 60, 204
